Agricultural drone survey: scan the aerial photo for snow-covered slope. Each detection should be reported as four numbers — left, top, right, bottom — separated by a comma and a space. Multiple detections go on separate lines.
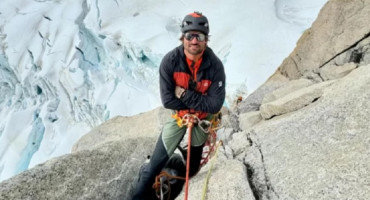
0, 0, 327, 181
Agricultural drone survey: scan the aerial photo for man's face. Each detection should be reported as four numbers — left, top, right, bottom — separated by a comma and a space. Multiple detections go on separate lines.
183, 31, 207, 56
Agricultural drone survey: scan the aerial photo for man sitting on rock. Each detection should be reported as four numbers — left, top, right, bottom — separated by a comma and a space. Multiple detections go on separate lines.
132, 11, 226, 200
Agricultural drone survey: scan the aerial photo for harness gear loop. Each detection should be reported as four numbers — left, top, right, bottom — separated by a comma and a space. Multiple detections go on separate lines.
172, 113, 184, 128
172, 111, 221, 129
172, 112, 202, 127
198, 119, 211, 133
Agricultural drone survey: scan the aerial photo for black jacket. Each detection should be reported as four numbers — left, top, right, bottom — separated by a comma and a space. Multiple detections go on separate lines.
159, 45, 226, 116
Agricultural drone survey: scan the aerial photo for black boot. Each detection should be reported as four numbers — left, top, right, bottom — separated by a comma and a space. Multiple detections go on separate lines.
132, 134, 170, 200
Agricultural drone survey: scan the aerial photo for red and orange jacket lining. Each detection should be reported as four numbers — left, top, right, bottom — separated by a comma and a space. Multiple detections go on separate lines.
159, 45, 226, 119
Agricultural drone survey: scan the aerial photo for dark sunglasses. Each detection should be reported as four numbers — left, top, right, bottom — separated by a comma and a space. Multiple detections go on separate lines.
184, 32, 206, 42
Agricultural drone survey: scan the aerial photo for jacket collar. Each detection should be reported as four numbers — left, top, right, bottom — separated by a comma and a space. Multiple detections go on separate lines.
177, 44, 212, 71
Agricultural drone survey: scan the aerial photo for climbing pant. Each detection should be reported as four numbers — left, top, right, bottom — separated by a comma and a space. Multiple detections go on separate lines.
132, 115, 212, 200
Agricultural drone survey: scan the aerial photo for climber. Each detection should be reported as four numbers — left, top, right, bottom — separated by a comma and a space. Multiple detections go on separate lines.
132, 11, 226, 200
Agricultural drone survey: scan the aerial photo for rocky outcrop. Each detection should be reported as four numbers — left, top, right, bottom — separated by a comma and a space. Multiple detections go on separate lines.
239, 111, 262, 131
0, 108, 171, 200
72, 107, 172, 152
259, 80, 335, 119
231, 1, 370, 199
261, 78, 313, 104
238, 0, 370, 113
239, 72, 289, 114
278, 0, 370, 79
177, 152, 255, 200
319, 62, 357, 81
236, 65, 370, 200
0, 138, 155, 200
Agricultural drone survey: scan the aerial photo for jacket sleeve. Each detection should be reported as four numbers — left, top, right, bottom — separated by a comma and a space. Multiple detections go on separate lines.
180, 60, 226, 114
159, 53, 189, 110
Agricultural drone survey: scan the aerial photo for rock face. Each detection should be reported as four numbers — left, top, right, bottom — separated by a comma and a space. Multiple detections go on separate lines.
239, 0, 370, 113
2, 0, 370, 200
0, 139, 155, 200
259, 80, 334, 119
239, 72, 289, 114
236, 65, 370, 200
278, 0, 370, 80
72, 107, 172, 152
0, 108, 170, 200
176, 152, 255, 200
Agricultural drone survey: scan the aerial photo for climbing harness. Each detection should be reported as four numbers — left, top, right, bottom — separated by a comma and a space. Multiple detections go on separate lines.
171, 111, 222, 131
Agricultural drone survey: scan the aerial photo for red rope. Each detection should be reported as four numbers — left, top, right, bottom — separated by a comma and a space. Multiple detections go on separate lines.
184, 118, 194, 200
200, 129, 217, 167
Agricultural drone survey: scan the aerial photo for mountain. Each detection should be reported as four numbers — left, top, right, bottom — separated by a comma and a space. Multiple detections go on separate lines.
1, 0, 370, 199
0, 0, 326, 181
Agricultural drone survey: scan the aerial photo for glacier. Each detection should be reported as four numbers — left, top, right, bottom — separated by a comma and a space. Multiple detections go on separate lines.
0, 0, 327, 181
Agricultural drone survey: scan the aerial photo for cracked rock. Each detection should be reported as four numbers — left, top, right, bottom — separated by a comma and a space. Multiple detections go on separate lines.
260, 80, 335, 119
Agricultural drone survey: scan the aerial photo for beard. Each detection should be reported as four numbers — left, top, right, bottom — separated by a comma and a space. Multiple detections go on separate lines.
185, 44, 205, 55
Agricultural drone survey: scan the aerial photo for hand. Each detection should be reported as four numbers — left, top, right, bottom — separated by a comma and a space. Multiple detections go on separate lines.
188, 79, 197, 91
175, 86, 186, 99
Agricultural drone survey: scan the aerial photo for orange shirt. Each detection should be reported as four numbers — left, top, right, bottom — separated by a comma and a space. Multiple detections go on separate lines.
186, 57, 203, 81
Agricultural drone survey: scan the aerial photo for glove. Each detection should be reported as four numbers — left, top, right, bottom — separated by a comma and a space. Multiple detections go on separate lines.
175, 86, 186, 99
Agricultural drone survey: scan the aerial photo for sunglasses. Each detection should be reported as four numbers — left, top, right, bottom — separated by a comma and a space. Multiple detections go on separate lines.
184, 32, 206, 42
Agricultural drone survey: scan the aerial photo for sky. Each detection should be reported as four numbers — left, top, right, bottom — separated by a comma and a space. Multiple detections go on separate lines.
0, 0, 327, 181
